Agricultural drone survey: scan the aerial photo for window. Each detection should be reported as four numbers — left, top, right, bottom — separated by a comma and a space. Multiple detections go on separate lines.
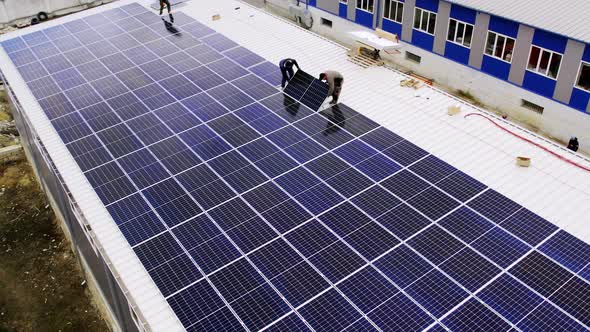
521, 99, 544, 114
576, 62, 590, 92
321, 18, 333, 27
447, 19, 473, 48
406, 51, 421, 63
527, 46, 562, 79
485, 31, 515, 62
413, 8, 436, 35
384, 0, 404, 23
356, 0, 374, 12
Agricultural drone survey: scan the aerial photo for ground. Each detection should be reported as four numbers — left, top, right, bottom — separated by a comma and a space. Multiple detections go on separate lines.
0, 95, 108, 331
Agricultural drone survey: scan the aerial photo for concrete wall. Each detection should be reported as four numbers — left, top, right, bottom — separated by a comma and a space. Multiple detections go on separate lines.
0, 0, 114, 27
6, 82, 140, 332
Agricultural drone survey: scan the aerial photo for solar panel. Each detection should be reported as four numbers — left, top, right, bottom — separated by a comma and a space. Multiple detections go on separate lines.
4, 3, 590, 331
283, 69, 329, 111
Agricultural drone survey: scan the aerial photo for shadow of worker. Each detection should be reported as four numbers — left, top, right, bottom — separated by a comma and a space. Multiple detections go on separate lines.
162, 15, 179, 34
284, 94, 300, 116
323, 104, 345, 135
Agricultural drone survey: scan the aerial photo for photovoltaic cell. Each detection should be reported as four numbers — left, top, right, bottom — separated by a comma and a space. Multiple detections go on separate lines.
5, 4, 589, 330
477, 274, 544, 323
368, 293, 434, 331
441, 298, 511, 332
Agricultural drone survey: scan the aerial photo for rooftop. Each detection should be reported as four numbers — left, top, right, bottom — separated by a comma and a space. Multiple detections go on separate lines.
0, 0, 589, 330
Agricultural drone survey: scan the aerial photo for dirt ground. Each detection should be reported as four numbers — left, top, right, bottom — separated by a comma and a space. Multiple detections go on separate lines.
0, 97, 109, 330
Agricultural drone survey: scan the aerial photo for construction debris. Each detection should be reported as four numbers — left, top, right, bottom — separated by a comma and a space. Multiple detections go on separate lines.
516, 156, 531, 167
447, 105, 461, 116
400, 78, 422, 89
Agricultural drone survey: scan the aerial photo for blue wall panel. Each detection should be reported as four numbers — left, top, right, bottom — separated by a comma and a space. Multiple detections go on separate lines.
445, 42, 470, 65
583, 44, 590, 62
355, 9, 374, 29
522, 71, 557, 98
449, 4, 476, 24
308, 0, 317, 7
415, 0, 439, 12
481, 55, 511, 80
382, 19, 403, 37
570, 88, 590, 112
488, 15, 519, 38
339, 2, 347, 18
532, 30, 567, 54
412, 30, 435, 51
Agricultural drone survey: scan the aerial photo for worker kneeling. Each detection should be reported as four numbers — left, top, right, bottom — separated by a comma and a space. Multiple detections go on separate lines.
319, 71, 343, 105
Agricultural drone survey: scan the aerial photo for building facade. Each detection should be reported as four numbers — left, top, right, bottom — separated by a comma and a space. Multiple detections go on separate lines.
286, 0, 590, 149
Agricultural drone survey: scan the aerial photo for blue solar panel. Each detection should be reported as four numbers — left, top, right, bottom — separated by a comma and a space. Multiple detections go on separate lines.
517, 301, 588, 332
509, 251, 573, 297
539, 230, 590, 273
441, 298, 511, 332
549, 276, 590, 326
440, 248, 501, 292
405, 269, 469, 318
299, 289, 362, 332
374, 245, 433, 288
472, 227, 530, 268
338, 267, 398, 313
368, 293, 434, 331
477, 274, 544, 323
408, 225, 465, 265
438, 207, 495, 243
5, 3, 590, 330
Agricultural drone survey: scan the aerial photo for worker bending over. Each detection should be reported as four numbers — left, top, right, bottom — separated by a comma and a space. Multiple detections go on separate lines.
279, 58, 300, 89
319, 71, 343, 105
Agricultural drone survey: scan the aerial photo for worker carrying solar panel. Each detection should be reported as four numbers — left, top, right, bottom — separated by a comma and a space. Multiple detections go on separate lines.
319, 71, 343, 105
279, 58, 300, 89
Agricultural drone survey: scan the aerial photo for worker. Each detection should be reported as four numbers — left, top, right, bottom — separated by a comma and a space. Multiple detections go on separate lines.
319, 71, 343, 105
279, 58, 300, 89
567, 137, 579, 152
159, 0, 171, 15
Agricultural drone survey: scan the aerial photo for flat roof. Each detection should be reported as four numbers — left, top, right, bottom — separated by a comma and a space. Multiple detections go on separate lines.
1, 0, 589, 330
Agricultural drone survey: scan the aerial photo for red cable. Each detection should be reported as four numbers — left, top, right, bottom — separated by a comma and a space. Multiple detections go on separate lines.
464, 113, 590, 172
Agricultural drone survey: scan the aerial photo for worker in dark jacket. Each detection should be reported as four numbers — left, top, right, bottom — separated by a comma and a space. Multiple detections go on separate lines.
319, 71, 343, 104
567, 137, 579, 152
279, 58, 300, 88
160, 0, 171, 15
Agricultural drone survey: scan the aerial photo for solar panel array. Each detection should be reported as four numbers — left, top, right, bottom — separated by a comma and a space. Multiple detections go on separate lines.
3, 3, 590, 331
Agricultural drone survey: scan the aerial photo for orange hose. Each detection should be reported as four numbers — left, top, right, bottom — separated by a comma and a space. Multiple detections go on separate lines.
464, 113, 590, 172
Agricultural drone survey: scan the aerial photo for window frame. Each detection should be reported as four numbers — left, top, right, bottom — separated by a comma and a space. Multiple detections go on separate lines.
484, 31, 516, 63
383, 0, 404, 24
526, 45, 563, 80
446, 18, 474, 49
413, 7, 437, 35
356, 0, 375, 13
575, 61, 590, 92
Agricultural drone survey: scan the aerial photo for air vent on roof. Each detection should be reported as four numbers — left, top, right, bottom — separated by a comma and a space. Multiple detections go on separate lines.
406, 51, 421, 64
521, 99, 544, 114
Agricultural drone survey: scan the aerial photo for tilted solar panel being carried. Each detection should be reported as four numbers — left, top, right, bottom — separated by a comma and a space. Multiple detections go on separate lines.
284, 69, 330, 111
3, 2, 590, 331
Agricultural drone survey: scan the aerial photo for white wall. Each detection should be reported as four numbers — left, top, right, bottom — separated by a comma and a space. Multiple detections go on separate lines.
265, 0, 590, 153
0, 0, 111, 27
